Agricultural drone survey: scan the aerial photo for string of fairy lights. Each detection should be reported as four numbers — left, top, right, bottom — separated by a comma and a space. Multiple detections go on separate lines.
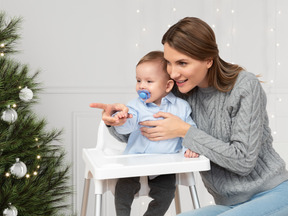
267, 0, 284, 139
0, 43, 5, 56
134, 1, 178, 50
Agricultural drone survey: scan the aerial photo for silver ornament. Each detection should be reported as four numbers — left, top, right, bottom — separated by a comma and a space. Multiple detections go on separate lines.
1, 107, 18, 124
19, 86, 33, 102
3, 204, 18, 216
10, 158, 27, 179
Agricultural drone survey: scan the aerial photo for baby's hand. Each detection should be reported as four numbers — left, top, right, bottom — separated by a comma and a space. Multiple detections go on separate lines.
114, 111, 129, 119
184, 149, 199, 158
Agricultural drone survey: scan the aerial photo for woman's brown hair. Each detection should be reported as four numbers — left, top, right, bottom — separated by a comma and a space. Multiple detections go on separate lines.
162, 17, 244, 92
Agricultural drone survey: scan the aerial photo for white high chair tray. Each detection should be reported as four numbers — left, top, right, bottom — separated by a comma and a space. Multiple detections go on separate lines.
83, 148, 210, 180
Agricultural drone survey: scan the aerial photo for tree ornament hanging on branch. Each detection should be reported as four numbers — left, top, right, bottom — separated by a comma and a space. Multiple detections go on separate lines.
1, 106, 18, 124
10, 158, 27, 179
3, 203, 18, 216
19, 86, 33, 102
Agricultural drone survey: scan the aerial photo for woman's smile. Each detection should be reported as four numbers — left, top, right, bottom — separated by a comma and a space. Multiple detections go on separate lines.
175, 79, 188, 87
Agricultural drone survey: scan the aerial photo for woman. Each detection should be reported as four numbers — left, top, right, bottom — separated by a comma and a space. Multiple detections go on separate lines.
91, 17, 288, 216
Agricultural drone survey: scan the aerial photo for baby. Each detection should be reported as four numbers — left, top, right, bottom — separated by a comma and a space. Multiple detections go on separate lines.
112, 50, 198, 216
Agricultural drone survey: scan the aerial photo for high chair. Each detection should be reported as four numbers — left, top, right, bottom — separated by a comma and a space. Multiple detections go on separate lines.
81, 120, 210, 216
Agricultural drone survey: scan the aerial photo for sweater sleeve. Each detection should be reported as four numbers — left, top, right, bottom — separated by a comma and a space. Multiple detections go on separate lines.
182, 101, 197, 155
183, 78, 267, 176
107, 125, 129, 143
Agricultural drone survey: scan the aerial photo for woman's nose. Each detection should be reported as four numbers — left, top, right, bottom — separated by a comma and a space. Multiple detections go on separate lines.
169, 67, 180, 79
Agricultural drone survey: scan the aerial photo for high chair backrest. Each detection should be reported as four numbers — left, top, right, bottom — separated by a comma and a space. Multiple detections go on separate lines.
96, 120, 126, 156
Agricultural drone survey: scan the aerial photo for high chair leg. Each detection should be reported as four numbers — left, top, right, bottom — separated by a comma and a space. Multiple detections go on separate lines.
95, 194, 102, 216
189, 185, 200, 209
175, 186, 181, 214
81, 178, 91, 216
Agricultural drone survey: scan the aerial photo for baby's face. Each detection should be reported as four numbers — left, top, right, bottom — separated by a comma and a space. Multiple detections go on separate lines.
136, 61, 170, 106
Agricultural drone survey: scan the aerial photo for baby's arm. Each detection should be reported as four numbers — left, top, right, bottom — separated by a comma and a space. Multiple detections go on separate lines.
184, 149, 199, 158
114, 105, 138, 134
110, 104, 133, 127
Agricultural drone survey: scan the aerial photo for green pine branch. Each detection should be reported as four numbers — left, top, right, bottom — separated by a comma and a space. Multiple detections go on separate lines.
0, 11, 22, 56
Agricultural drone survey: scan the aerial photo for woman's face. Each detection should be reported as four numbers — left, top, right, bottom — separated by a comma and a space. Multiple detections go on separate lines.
164, 43, 212, 93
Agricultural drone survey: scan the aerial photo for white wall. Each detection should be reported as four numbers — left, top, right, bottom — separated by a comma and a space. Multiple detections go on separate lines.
1, 0, 288, 215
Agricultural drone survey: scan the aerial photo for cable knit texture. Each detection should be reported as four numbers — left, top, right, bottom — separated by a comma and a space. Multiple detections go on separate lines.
183, 71, 288, 205
108, 71, 288, 206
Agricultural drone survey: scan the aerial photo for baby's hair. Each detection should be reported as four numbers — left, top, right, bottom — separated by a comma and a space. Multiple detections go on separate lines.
137, 51, 167, 72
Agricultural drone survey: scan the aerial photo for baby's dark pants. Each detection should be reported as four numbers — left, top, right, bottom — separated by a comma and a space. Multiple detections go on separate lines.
115, 174, 176, 216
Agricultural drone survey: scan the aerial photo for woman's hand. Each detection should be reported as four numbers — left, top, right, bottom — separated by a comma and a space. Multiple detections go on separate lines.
90, 103, 132, 126
139, 111, 191, 141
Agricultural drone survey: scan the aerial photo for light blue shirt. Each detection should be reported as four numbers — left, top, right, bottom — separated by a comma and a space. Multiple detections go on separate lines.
115, 92, 197, 154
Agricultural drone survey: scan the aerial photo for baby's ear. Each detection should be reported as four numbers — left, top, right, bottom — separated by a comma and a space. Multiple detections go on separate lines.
166, 79, 174, 93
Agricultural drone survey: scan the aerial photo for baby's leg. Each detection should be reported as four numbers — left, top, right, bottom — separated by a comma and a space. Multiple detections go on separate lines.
144, 174, 176, 216
115, 177, 141, 216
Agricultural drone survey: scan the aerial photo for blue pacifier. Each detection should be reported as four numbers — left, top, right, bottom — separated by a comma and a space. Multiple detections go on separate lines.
137, 90, 151, 101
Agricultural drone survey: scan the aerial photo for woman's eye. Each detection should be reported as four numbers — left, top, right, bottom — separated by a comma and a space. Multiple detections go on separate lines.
179, 62, 187, 66
147, 80, 153, 83
137, 80, 141, 83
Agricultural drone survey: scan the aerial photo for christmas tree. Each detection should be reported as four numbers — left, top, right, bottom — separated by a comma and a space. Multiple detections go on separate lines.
0, 12, 72, 215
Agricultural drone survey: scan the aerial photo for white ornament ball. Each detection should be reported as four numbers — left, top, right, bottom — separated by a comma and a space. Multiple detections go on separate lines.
1, 107, 18, 124
3, 204, 18, 216
10, 158, 27, 179
19, 86, 33, 102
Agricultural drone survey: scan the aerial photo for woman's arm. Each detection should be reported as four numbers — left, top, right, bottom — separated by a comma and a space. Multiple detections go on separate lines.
184, 79, 267, 176
107, 125, 130, 143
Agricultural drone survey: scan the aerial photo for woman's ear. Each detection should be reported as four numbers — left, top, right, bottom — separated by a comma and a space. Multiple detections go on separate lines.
166, 79, 174, 93
207, 58, 213, 69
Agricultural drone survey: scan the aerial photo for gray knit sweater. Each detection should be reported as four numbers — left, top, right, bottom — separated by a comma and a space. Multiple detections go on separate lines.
183, 71, 288, 205
108, 71, 288, 206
